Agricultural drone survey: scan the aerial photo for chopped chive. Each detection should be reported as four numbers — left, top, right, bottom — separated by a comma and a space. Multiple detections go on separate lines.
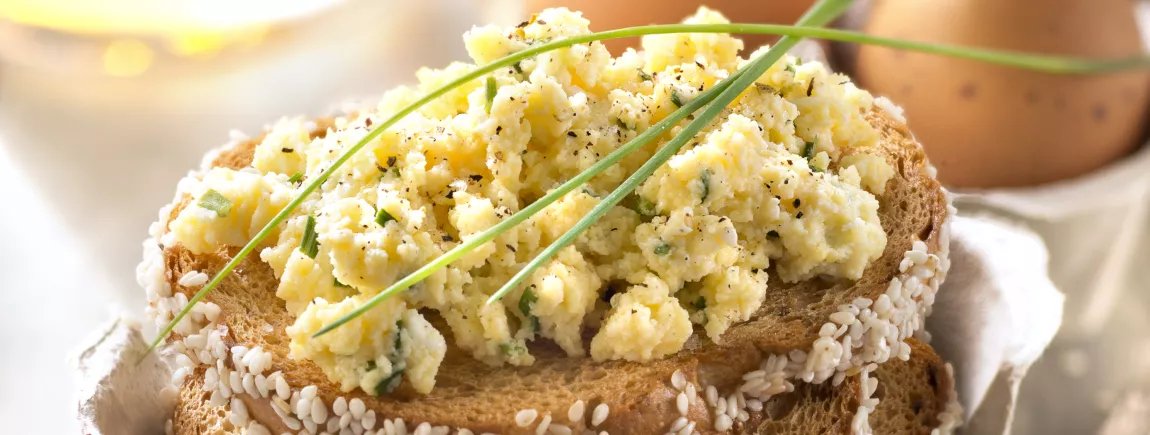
654, 243, 671, 256
613, 117, 631, 130
785, 64, 797, 74
334, 277, 351, 288
300, 215, 319, 259
287, 172, 304, 184
519, 286, 540, 333
375, 208, 396, 227
694, 296, 706, 310
375, 366, 405, 395
638, 69, 653, 82
699, 169, 711, 202
519, 286, 538, 317
366, 360, 377, 371
485, 76, 497, 114
670, 90, 684, 108
636, 197, 657, 216
801, 141, 816, 160
512, 62, 524, 75
198, 189, 233, 217
499, 341, 528, 356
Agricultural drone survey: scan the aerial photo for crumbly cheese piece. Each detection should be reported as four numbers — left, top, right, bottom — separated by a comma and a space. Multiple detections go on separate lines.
590, 274, 692, 361
176, 6, 899, 396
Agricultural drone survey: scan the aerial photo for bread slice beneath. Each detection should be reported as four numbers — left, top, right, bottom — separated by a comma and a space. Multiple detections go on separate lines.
174, 339, 959, 434
158, 107, 952, 434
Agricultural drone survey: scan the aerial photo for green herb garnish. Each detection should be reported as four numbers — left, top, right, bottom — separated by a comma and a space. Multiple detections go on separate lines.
375, 208, 396, 227
638, 69, 653, 82
334, 277, 351, 288
198, 190, 233, 217
694, 296, 706, 310
512, 62, 524, 75
613, 117, 632, 130
287, 172, 303, 184
654, 243, 671, 256
500, 341, 529, 356
785, 64, 797, 74
699, 169, 711, 202
519, 286, 540, 332
375, 366, 405, 395
801, 141, 815, 160
300, 215, 319, 259
636, 197, 657, 216
485, 76, 497, 114
670, 90, 684, 108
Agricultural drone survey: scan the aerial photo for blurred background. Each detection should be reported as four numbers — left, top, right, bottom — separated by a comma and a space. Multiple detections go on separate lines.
0, 0, 1147, 434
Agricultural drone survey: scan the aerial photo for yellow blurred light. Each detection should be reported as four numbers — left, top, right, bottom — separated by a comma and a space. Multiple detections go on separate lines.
103, 39, 154, 77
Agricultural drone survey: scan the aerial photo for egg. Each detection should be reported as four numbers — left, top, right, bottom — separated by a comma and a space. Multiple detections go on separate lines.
167, 7, 894, 396
854, 0, 1150, 187
525, 0, 817, 54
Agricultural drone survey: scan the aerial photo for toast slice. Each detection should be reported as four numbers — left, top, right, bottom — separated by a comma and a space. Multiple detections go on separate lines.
171, 339, 961, 435
140, 105, 955, 435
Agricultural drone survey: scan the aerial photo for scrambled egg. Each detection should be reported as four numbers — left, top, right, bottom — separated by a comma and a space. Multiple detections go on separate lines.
167, 7, 893, 395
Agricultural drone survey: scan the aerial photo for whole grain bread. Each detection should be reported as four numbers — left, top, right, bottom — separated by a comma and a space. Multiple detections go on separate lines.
160, 108, 953, 434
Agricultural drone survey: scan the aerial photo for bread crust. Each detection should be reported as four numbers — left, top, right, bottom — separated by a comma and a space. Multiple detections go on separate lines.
156, 108, 955, 434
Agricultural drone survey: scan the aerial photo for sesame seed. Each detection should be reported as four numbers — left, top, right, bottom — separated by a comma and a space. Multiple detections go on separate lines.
326, 415, 340, 433
671, 417, 688, 432
363, 410, 377, 430
671, 370, 686, 390
591, 404, 609, 426
350, 398, 366, 419
536, 414, 552, 435
276, 376, 290, 400
686, 383, 697, 405
747, 399, 763, 412
549, 424, 572, 435
678, 421, 696, 435
676, 392, 689, 415
333, 397, 348, 416
714, 414, 733, 431
705, 386, 718, 406
516, 409, 539, 427
340, 412, 353, 429
568, 400, 585, 423
415, 422, 432, 435
311, 396, 328, 424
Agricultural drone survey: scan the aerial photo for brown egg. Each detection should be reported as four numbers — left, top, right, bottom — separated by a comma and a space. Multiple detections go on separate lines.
525, 0, 817, 54
854, 0, 1150, 188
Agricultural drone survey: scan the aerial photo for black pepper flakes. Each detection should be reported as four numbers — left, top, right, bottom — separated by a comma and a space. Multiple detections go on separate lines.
386, 156, 397, 167
365, 118, 373, 127
796, 211, 804, 219
806, 79, 815, 97
442, 235, 454, 242
469, 174, 483, 182
506, 244, 517, 253
567, 131, 577, 137
496, 126, 503, 134
793, 198, 801, 208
